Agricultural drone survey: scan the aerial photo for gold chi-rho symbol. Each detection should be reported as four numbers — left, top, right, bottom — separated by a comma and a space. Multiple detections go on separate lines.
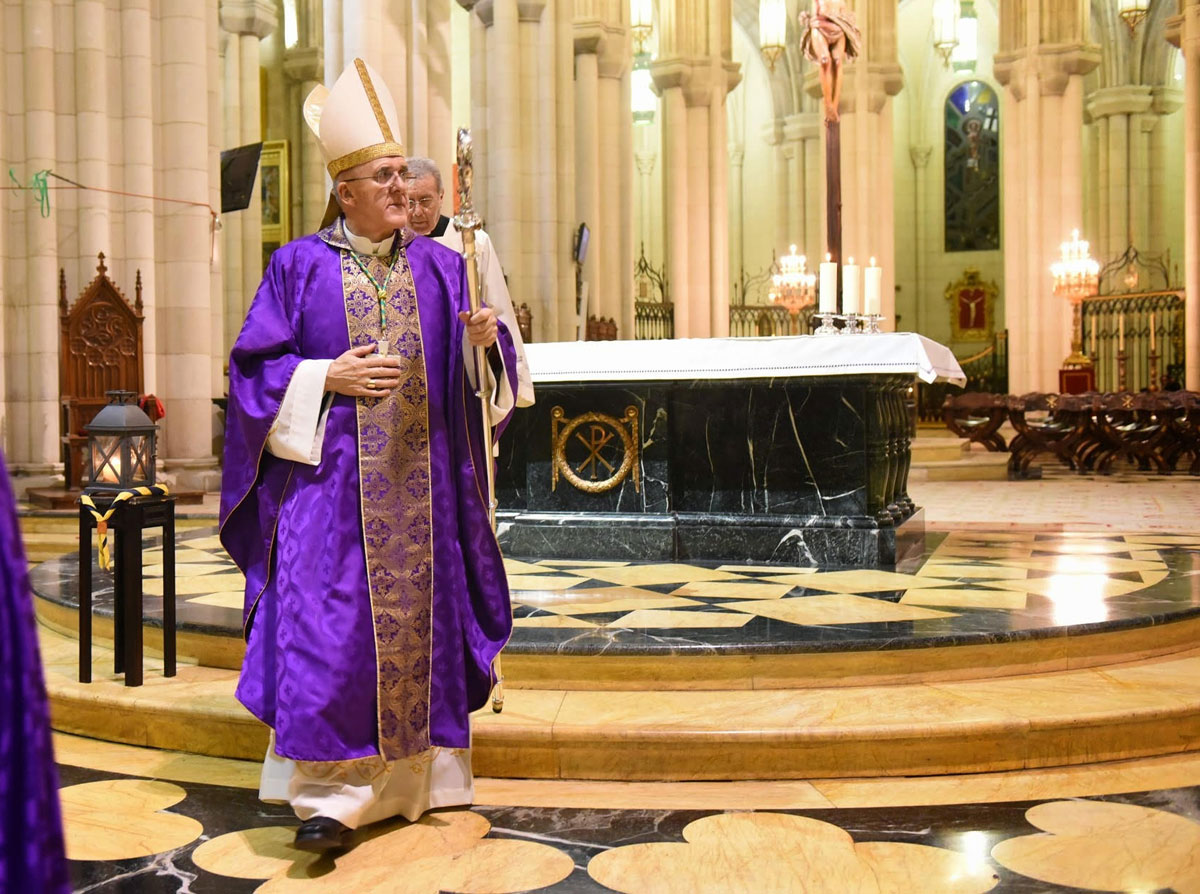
551, 406, 640, 495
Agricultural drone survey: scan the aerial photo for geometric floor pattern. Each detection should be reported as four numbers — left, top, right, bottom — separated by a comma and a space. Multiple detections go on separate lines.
57, 739, 1200, 893
29, 528, 1200, 656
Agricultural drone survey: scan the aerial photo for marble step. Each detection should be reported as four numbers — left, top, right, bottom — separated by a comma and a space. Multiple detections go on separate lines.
39, 623, 1200, 781
908, 451, 1011, 482
34, 586, 1200, 692
909, 436, 968, 464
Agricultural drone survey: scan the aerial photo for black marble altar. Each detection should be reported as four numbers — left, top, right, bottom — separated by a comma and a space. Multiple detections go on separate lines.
495, 373, 922, 567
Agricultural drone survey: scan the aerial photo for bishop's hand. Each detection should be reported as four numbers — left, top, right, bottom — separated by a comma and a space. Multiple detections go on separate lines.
325, 343, 403, 397
460, 307, 498, 348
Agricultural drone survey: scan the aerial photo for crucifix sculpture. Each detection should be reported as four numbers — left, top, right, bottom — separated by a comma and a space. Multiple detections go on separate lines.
798, 0, 861, 307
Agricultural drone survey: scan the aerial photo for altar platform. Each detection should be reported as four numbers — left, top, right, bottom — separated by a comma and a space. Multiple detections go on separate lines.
31, 526, 1200, 780
496, 334, 965, 567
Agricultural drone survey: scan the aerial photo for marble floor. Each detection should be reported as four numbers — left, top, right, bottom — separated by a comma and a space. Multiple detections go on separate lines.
55, 734, 1200, 893
22, 474, 1200, 892
28, 528, 1200, 661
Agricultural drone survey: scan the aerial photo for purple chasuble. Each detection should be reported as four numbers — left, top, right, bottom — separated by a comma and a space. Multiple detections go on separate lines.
220, 221, 517, 762
0, 450, 70, 894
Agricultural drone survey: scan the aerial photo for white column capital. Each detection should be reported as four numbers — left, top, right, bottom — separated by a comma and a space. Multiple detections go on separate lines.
994, 45, 1101, 98
283, 46, 323, 83
1151, 85, 1185, 116
219, 0, 277, 39
517, 0, 546, 23
1086, 84, 1153, 119
761, 118, 784, 146
803, 63, 902, 114
650, 57, 739, 107
782, 111, 819, 143
909, 145, 932, 168
1165, 6, 1200, 50
728, 144, 744, 167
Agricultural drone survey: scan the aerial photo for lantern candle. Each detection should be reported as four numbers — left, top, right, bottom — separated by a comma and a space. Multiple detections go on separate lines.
864, 257, 882, 316
819, 253, 838, 313
842, 257, 860, 315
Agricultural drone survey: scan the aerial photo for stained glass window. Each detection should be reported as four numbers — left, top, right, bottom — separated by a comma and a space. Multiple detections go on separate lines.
944, 80, 1000, 252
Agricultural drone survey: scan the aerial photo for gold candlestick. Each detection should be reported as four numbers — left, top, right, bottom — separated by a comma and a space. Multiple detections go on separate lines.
1148, 348, 1160, 392
1117, 349, 1128, 391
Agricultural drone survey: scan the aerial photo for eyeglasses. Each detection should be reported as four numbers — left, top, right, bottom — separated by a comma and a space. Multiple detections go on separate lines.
407, 196, 439, 211
341, 167, 406, 187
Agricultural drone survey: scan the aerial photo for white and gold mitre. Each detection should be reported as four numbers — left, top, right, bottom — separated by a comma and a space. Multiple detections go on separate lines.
303, 58, 405, 178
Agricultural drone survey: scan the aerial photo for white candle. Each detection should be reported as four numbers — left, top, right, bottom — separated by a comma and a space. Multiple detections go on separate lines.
842, 257, 860, 315
819, 253, 837, 314
1089, 320, 1096, 356
864, 257, 882, 316
1149, 312, 1156, 351
1118, 313, 1125, 351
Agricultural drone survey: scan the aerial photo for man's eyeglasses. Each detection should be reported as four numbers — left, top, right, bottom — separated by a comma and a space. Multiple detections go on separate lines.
407, 196, 439, 211
341, 167, 406, 187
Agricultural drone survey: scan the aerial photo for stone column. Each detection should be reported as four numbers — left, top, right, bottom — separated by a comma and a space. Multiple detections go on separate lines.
1150, 89, 1184, 257
909, 145, 932, 334
597, 26, 631, 332
1169, 2, 1199, 387
284, 47, 327, 235
122, 0, 157, 394
635, 149, 657, 256
650, 0, 739, 338
158, 0, 220, 488
1087, 86, 1152, 259
764, 121, 788, 258
220, 0, 276, 355
75, 0, 110, 287
729, 144, 744, 284
15, 0, 59, 474
464, 0, 574, 341
574, 36, 601, 323
995, 1, 1099, 392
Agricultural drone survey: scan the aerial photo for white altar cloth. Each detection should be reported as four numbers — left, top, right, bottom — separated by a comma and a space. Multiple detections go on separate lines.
524, 333, 966, 387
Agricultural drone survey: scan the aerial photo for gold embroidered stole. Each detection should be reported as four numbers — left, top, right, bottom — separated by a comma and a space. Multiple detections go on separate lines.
340, 246, 434, 760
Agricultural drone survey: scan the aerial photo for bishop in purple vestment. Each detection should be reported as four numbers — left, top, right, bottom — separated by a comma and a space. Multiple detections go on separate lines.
0, 450, 70, 893
219, 58, 517, 852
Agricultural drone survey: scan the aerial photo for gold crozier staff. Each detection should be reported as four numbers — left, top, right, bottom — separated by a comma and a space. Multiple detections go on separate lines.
452, 127, 506, 713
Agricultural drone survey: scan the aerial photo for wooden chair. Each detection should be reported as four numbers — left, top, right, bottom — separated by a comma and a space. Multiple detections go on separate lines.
59, 254, 146, 489
941, 392, 1008, 452
586, 315, 618, 341
1006, 392, 1091, 479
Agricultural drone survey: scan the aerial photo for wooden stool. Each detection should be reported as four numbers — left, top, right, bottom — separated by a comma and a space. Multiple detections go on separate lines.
77, 492, 176, 686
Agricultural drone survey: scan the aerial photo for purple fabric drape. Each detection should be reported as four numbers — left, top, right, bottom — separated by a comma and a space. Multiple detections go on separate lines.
0, 451, 69, 894
220, 224, 517, 763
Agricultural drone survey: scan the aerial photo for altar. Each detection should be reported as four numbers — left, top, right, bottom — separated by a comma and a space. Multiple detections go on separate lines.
495, 333, 965, 567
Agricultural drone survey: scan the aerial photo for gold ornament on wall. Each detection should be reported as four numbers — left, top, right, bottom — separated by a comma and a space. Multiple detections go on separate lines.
944, 267, 997, 342
551, 406, 640, 495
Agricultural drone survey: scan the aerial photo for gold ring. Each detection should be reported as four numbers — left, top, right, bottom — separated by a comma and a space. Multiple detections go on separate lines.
367, 378, 376, 389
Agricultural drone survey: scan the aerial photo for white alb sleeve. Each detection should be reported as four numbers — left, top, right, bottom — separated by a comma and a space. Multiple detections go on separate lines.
265, 358, 334, 464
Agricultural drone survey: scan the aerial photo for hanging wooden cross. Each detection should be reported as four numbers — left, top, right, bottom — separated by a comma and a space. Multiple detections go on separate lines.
798, 0, 862, 307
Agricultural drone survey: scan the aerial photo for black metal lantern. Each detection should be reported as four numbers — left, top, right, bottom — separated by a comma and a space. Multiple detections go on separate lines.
84, 390, 158, 493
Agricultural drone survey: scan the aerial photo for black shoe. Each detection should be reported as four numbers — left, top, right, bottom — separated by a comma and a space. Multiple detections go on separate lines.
293, 816, 349, 852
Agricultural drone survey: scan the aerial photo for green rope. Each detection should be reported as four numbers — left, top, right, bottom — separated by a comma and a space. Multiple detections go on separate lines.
8, 167, 51, 217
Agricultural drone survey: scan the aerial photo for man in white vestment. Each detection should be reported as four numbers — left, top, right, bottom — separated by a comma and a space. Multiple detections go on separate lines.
404, 156, 534, 407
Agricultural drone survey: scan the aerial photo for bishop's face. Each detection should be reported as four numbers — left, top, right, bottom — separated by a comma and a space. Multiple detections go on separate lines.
337, 156, 409, 241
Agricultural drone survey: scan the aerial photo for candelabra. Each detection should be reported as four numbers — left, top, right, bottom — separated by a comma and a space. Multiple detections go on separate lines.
1051, 229, 1100, 370
769, 245, 817, 336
